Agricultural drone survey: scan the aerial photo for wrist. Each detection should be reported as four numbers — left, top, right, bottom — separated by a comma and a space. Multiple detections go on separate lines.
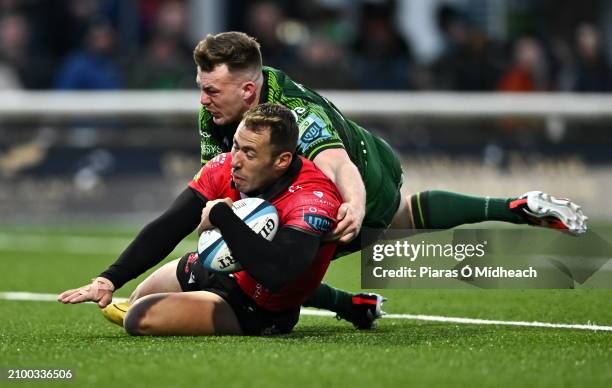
209, 201, 233, 227
93, 277, 115, 292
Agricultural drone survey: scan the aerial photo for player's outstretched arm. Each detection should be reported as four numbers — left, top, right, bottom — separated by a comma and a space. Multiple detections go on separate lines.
98, 188, 204, 290
313, 148, 366, 243
57, 188, 205, 306
57, 277, 115, 307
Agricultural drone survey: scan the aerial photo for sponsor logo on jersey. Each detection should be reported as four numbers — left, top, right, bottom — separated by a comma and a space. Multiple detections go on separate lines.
313, 191, 323, 198
201, 144, 224, 159
293, 107, 307, 116
299, 115, 333, 150
253, 283, 264, 300
304, 213, 334, 233
300, 119, 323, 143
207, 153, 228, 167
316, 199, 337, 208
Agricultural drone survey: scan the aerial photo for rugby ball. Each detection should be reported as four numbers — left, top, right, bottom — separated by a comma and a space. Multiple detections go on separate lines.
197, 197, 279, 273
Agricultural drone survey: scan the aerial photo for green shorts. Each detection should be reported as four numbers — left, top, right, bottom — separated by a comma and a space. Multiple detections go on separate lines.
362, 134, 403, 229
335, 134, 403, 258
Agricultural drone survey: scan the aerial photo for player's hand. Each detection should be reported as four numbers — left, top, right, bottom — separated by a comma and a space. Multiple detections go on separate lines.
197, 198, 234, 235
57, 277, 115, 308
326, 202, 365, 244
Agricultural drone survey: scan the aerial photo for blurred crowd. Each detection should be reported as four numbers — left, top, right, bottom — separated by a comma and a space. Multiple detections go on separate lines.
0, 0, 611, 92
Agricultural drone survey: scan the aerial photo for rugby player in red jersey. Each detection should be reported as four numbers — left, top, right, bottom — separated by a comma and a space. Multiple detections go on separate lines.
189, 32, 588, 329
58, 103, 343, 336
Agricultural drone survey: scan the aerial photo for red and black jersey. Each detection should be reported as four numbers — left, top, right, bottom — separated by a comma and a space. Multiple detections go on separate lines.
189, 153, 342, 311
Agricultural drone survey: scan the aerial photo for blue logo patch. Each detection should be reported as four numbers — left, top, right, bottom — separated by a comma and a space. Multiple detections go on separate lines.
302, 122, 323, 143
299, 114, 332, 150
304, 214, 334, 233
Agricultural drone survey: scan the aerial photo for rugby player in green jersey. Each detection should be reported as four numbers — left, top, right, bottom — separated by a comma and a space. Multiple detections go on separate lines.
107, 32, 587, 330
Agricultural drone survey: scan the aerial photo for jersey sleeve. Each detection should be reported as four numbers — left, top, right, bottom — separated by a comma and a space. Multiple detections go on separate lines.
199, 106, 225, 165
283, 188, 340, 236
294, 104, 345, 161
188, 153, 229, 200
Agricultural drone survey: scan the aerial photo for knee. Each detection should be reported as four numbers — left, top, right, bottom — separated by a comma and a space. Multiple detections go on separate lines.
123, 294, 165, 336
128, 285, 146, 305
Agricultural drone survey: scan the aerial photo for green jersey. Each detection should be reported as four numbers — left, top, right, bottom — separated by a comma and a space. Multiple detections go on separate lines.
199, 66, 402, 233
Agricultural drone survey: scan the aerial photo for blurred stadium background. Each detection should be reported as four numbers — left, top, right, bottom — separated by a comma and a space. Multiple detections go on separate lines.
0, 0, 611, 223
2, 2, 612, 386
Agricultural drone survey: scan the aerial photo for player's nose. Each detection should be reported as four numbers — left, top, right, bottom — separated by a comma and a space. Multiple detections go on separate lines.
200, 91, 211, 106
231, 157, 242, 170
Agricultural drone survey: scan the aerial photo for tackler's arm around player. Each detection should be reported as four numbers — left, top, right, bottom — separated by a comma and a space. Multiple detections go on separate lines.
313, 148, 366, 244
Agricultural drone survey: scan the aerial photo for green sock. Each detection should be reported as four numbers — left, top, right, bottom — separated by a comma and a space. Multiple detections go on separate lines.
303, 283, 353, 314
410, 190, 525, 229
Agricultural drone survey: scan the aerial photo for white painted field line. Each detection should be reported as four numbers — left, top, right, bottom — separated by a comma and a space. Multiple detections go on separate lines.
2, 291, 611, 332
380, 313, 612, 331
0, 292, 129, 303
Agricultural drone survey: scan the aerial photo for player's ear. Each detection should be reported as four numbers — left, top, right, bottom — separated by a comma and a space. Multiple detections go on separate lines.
241, 81, 256, 102
274, 151, 292, 170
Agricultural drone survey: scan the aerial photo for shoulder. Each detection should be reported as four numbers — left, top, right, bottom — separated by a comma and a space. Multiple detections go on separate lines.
264, 67, 332, 120
205, 152, 232, 169
276, 159, 342, 234
190, 153, 233, 199
196, 153, 232, 180
292, 158, 342, 202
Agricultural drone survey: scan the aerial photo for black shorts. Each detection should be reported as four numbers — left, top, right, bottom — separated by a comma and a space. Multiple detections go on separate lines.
176, 252, 300, 336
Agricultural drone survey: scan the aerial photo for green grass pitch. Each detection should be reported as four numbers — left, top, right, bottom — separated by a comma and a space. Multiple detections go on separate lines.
1, 225, 611, 387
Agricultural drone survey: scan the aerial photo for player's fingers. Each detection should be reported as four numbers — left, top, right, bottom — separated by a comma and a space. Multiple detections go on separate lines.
97, 292, 113, 308
331, 221, 350, 239
59, 288, 92, 303
63, 293, 85, 304
333, 211, 356, 233
65, 284, 98, 304
196, 221, 205, 236
338, 223, 359, 242
57, 288, 80, 302
65, 288, 95, 304
338, 232, 356, 244
338, 216, 362, 241
336, 204, 350, 220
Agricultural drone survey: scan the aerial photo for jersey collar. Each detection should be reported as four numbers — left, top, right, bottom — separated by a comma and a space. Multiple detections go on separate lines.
259, 68, 270, 104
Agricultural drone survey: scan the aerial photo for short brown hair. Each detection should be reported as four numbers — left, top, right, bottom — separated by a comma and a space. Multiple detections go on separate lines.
242, 103, 298, 156
193, 31, 262, 74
